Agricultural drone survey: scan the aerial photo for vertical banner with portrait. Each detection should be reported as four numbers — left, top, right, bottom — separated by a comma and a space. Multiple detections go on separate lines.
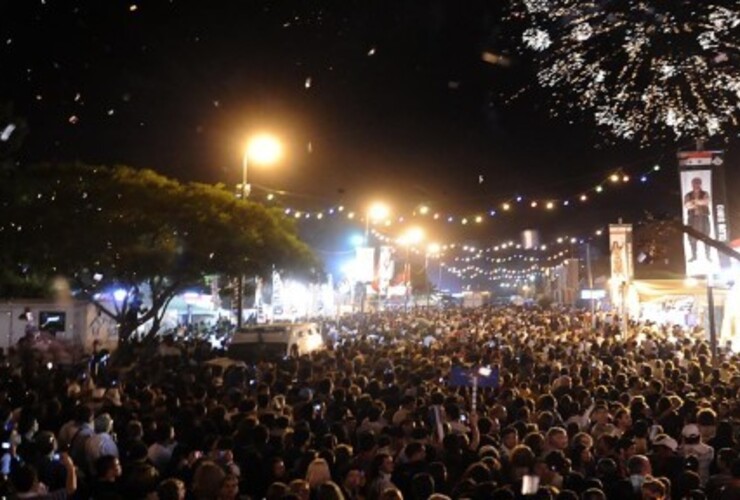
609, 224, 634, 282
609, 224, 634, 311
677, 151, 729, 277
521, 229, 540, 250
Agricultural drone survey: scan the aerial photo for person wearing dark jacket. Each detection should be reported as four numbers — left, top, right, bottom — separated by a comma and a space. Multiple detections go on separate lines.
90, 455, 124, 500
120, 441, 160, 499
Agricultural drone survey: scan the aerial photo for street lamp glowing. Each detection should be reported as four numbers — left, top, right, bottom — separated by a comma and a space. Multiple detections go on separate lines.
246, 134, 282, 165
368, 202, 390, 222
364, 201, 390, 243
240, 133, 282, 200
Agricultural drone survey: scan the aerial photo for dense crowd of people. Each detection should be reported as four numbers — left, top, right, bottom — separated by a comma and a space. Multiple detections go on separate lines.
1, 305, 740, 500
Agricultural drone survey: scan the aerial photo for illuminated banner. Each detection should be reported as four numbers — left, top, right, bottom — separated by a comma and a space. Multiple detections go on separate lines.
355, 246, 375, 283
255, 277, 266, 323
378, 246, 394, 295
521, 229, 540, 250
609, 224, 634, 283
271, 271, 284, 316
678, 150, 730, 276
609, 224, 633, 317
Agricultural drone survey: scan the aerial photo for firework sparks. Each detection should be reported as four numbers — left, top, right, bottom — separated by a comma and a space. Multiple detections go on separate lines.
516, 1, 740, 142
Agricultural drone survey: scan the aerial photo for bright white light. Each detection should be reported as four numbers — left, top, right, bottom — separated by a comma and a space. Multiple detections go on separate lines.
113, 289, 127, 302
350, 234, 365, 247
368, 202, 390, 222
684, 278, 699, 287
246, 134, 282, 165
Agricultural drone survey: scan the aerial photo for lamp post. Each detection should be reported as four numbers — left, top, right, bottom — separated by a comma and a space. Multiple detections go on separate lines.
236, 134, 282, 329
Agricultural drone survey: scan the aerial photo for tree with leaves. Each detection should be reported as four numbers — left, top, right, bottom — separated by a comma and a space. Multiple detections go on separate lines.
0, 163, 317, 341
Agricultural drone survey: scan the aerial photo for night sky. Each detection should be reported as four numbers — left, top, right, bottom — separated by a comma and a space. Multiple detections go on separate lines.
2, 0, 738, 259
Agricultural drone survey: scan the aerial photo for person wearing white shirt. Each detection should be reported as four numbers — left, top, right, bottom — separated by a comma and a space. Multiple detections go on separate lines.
678, 423, 714, 486
147, 423, 177, 472
84, 413, 118, 475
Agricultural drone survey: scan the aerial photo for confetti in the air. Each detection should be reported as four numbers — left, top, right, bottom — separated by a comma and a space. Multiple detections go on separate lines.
304, 77, 312, 89
68, 115, 79, 125
367, 47, 376, 56
0, 124, 16, 142
129, 4, 138, 12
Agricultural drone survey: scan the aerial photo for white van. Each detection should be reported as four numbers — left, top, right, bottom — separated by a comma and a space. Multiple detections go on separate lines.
227, 322, 323, 360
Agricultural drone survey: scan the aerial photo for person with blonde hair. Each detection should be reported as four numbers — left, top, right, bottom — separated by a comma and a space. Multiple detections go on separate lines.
306, 458, 333, 489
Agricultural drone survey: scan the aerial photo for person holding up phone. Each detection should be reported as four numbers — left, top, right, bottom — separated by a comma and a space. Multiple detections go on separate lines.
8, 452, 77, 499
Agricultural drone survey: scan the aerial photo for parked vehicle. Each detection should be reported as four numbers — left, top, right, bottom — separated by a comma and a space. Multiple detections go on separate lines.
227, 322, 323, 360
